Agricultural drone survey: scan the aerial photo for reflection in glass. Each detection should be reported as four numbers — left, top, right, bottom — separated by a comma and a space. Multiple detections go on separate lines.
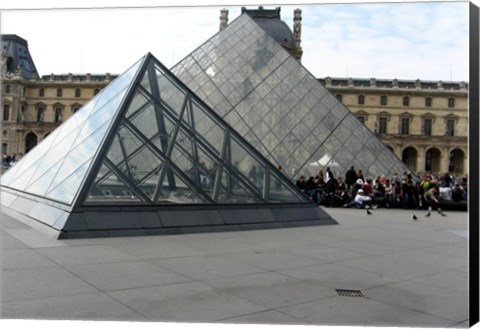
173, 13, 411, 180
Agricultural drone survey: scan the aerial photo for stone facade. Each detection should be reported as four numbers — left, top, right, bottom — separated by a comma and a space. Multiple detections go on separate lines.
1, 32, 469, 176
319, 78, 469, 175
1, 71, 116, 157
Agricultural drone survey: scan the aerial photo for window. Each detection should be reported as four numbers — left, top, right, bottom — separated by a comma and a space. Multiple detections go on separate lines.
56, 88, 63, 97
448, 97, 455, 108
75, 88, 81, 98
54, 108, 63, 123
380, 95, 387, 106
357, 116, 365, 124
39, 88, 45, 97
403, 96, 410, 106
20, 105, 26, 121
94, 88, 100, 95
358, 95, 365, 105
423, 118, 432, 136
37, 107, 44, 122
378, 117, 388, 134
5, 85, 11, 94
336, 94, 342, 102
425, 97, 432, 107
3, 105, 10, 121
446, 119, 455, 136
401, 118, 410, 135
72, 107, 80, 114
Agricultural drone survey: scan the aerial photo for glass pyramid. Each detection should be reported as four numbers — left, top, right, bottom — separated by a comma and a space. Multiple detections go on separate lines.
1, 53, 334, 238
172, 13, 411, 180
1, 57, 143, 205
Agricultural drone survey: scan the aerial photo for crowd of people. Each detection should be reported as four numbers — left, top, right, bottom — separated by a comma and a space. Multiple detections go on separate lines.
2, 154, 15, 167
295, 166, 468, 211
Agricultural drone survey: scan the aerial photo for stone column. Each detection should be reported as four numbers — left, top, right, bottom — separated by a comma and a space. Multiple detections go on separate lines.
293, 9, 303, 61
417, 146, 426, 173
293, 9, 302, 49
220, 9, 229, 31
440, 147, 450, 174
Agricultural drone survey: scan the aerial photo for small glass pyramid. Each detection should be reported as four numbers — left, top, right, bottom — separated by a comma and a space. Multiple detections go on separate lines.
173, 13, 411, 180
1, 53, 334, 238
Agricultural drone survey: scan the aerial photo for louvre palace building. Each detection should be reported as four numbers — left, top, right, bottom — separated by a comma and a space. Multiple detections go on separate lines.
1, 7, 469, 177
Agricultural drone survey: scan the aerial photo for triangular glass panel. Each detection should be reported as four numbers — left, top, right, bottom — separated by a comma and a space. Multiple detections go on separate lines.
1, 55, 143, 205
84, 162, 144, 205
217, 165, 263, 204
156, 164, 212, 204
268, 171, 307, 203
154, 65, 187, 119
45, 160, 92, 204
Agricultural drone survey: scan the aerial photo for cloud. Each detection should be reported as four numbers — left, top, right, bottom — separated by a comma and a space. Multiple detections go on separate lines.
1, 2, 470, 81
299, 2, 469, 81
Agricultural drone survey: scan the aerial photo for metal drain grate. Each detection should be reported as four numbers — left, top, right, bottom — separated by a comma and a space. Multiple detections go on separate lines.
335, 289, 365, 297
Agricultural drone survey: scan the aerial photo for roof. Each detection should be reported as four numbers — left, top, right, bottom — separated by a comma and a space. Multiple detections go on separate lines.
241, 6, 296, 49
1, 34, 39, 79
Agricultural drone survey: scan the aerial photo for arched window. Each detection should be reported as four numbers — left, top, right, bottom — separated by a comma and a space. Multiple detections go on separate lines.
25, 132, 38, 153
403, 96, 410, 106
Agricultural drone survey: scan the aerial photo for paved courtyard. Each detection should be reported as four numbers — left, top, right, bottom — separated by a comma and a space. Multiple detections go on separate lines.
0, 206, 469, 327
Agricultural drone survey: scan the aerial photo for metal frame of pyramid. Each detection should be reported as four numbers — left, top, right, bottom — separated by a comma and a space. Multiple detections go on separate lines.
1, 53, 336, 239
173, 13, 412, 181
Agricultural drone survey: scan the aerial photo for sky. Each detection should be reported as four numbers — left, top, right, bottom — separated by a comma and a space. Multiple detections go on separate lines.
0, 0, 474, 82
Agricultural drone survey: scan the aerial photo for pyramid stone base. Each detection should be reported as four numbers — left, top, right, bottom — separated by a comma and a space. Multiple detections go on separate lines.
1, 189, 337, 239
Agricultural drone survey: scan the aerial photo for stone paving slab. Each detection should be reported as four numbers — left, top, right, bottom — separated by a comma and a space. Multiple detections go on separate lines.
364, 279, 469, 323
203, 271, 337, 309
35, 244, 139, 266
2, 267, 99, 303
107, 281, 269, 323
276, 294, 453, 327
0, 207, 470, 327
152, 255, 265, 281
1, 293, 147, 321
64, 260, 192, 292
